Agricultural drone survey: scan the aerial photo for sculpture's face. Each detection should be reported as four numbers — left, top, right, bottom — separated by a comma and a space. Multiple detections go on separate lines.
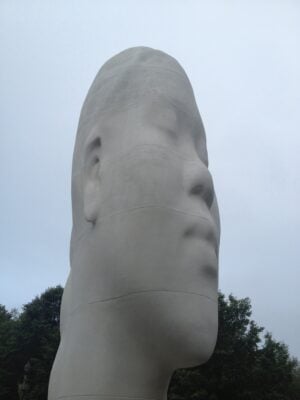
71, 97, 220, 369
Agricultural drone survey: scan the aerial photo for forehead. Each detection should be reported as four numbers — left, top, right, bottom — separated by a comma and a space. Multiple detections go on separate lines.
73, 51, 208, 172
77, 98, 208, 166
78, 51, 199, 133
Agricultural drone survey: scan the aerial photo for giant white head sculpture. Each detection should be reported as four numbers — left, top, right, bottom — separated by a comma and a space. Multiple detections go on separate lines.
48, 47, 220, 400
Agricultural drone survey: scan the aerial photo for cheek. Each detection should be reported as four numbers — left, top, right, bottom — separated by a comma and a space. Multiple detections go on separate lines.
72, 206, 218, 307
97, 147, 185, 219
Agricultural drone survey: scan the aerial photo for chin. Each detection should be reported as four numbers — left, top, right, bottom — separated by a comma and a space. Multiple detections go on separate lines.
126, 290, 218, 370
176, 322, 218, 368
166, 298, 218, 369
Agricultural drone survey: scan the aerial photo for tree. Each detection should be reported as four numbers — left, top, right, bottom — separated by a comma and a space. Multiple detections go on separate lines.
0, 306, 19, 400
290, 365, 300, 399
0, 286, 63, 400
1, 288, 299, 399
255, 333, 298, 400
17, 286, 63, 400
168, 293, 298, 400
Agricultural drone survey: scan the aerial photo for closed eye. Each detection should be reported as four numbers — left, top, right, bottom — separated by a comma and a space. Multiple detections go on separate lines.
190, 169, 215, 209
191, 184, 214, 208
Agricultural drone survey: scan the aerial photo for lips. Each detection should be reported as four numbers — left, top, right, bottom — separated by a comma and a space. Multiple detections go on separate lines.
182, 215, 219, 289
183, 218, 219, 258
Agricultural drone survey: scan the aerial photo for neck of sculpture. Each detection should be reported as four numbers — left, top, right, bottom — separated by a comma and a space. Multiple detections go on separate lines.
95, 328, 172, 400
59, 269, 173, 400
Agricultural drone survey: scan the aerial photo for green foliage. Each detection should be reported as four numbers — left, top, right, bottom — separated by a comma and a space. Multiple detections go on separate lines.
169, 293, 298, 400
290, 365, 300, 399
17, 286, 63, 400
0, 306, 19, 400
0, 286, 63, 400
0, 288, 299, 400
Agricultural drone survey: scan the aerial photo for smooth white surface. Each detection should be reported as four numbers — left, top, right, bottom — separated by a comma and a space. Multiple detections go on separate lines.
48, 47, 220, 400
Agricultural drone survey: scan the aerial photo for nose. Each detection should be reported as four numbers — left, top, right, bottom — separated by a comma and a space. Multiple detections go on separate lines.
186, 162, 215, 209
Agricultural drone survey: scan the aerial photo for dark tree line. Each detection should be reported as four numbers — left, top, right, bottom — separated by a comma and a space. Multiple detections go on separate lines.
0, 287, 299, 400
0, 287, 62, 400
168, 294, 300, 400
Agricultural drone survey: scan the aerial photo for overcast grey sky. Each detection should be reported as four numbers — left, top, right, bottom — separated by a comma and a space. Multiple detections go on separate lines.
1, 1, 299, 359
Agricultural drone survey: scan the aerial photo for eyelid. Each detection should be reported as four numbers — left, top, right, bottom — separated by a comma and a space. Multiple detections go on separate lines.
164, 127, 179, 141
191, 184, 214, 208
189, 168, 215, 208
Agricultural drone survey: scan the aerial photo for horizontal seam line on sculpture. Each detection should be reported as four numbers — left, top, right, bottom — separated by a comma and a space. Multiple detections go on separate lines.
73, 144, 205, 177
73, 205, 213, 243
88, 290, 217, 304
104, 204, 212, 222
79, 96, 199, 125
97, 64, 189, 79
97, 205, 212, 225
68, 291, 217, 316
85, 66, 190, 97
99, 146, 203, 172
56, 395, 159, 400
